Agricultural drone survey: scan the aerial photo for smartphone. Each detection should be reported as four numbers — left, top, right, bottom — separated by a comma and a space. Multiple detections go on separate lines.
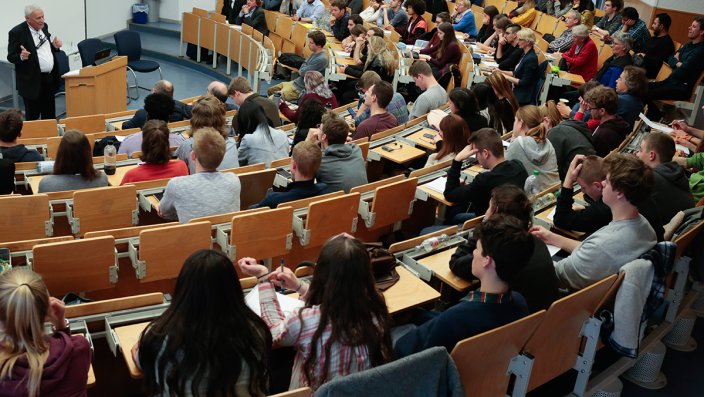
423, 133, 435, 139
277, 168, 293, 180
0, 248, 11, 273
382, 146, 394, 152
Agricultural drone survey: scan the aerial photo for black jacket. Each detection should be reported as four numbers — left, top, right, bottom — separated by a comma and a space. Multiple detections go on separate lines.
331, 13, 351, 41
222, 0, 247, 23
121, 100, 192, 130
235, 7, 269, 36
7, 22, 60, 99
592, 116, 630, 157
512, 49, 539, 105
450, 236, 559, 312
652, 161, 695, 223
546, 119, 596, 180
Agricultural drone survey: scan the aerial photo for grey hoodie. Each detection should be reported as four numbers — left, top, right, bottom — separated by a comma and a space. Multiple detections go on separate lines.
652, 161, 695, 223
546, 120, 596, 180
317, 143, 368, 193
506, 136, 560, 191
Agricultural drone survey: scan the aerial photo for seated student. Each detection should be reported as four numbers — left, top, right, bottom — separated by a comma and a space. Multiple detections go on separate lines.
380, 0, 409, 32
38, 131, 109, 193
494, 24, 522, 72
593, 32, 633, 89
235, 0, 269, 36
559, 24, 599, 82
591, 0, 622, 37
638, 13, 676, 79
238, 234, 394, 390
293, 0, 325, 23
206, 81, 237, 111
419, 23, 463, 79
159, 128, 241, 223
450, 185, 559, 312
451, 0, 478, 37
360, 0, 384, 23
547, 10, 580, 53
446, 88, 488, 133
408, 61, 449, 119
267, 31, 328, 102
532, 153, 658, 290
605, 7, 649, 53
645, 17, 704, 103
252, 141, 328, 208
120, 121, 189, 185
566, 0, 595, 27
133, 249, 271, 397
400, 0, 428, 44
508, 0, 537, 27
0, 268, 91, 397
229, 77, 282, 131
342, 24, 367, 54
444, 128, 528, 218
292, 100, 327, 150
280, 71, 337, 124
476, 5, 499, 43
476, 15, 510, 53
119, 93, 188, 157
353, 81, 399, 140
583, 86, 630, 156
636, 133, 695, 223
121, 80, 192, 130
615, 66, 647, 129
497, 29, 540, 106
328, 0, 350, 41
175, 96, 239, 173
672, 121, 705, 200
0, 109, 42, 162
426, 114, 471, 166
336, 36, 398, 104
507, 105, 561, 191
354, 71, 409, 127
419, 12, 450, 51
309, 113, 368, 193
478, 72, 520, 133
238, 107, 289, 167
553, 155, 665, 240
395, 214, 534, 357
546, 106, 595, 180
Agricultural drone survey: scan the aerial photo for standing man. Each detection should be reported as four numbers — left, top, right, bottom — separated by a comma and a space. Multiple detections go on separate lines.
7, 5, 62, 120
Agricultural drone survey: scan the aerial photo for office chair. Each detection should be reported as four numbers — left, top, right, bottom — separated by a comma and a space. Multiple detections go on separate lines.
77, 38, 103, 67
114, 30, 162, 100
54, 50, 70, 118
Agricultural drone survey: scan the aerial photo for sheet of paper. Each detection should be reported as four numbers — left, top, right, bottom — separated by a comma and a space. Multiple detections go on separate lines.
245, 286, 305, 317
675, 143, 691, 155
425, 177, 447, 194
114, 135, 127, 142
546, 244, 561, 257
639, 113, 673, 133
546, 208, 556, 221
482, 60, 498, 68
502, 140, 510, 148
62, 70, 80, 78
334, 50, 350, 57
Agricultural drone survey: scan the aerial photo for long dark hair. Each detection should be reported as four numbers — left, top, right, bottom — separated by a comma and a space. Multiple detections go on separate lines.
302, 236, 393, 388
141, 120, 171, 165
297, 99, 326, 130
138, 250, 272, 397
437, 114, 471, 160
435, 22, 458, 61
238, 106, 274, 143
53, 130, 99, 180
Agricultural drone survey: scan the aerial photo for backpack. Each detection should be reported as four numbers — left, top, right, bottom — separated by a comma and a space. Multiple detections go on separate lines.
0, 158, 16, 195
278, 53, 306, 69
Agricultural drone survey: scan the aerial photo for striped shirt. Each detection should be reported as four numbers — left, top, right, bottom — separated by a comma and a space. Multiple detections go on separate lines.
258, 283, 374, 390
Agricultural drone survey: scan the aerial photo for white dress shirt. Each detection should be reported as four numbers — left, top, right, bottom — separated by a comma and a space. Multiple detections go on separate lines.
28, 23, 54, 73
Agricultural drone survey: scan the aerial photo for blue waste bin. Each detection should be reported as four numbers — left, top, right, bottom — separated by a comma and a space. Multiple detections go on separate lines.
132, 3, 149, 24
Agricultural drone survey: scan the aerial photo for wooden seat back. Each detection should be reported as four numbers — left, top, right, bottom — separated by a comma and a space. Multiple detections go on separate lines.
305, 192, 361, 247
597, 43, 613, 70
33, 236, 117, 296
524, 274, 617, 391
0, 194, 51, 242
230, 206, 294, 261
210, 12, 226, 23
84, 223, 179, 240
368, 177, 418, 229
0, 236, 73, 253
188, 208, 266, 227
461, 215, 484, 231
72, 185, 138, 236
292, 23, 309, 55
46, 135, 62, 159
673, 220, 704, 258
277, 191, 344, 210
63, 114, 107, 134
264, 10, 278, 33
241, 23, 254, 36
269, 157, 291, 168
451, 310, 546, 397
409, 159, 452, 178
389, 225, 457, 254
192, 7, 208, 17
237, 168, 277, 209
350, 175, 405, 195
221, 163, 266, 175
535, 13, 557, 35
554, 19, 568, 35
138, 222, 212, 283
65, 293, 165, 319
655, 62, 672, 82
276, 16, 293, 39
269, 387, 313, 397
21, 119, 58, 138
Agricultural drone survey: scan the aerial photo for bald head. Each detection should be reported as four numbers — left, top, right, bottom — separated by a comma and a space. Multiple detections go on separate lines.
153, 80, 174, 97
208, 81, 229, 104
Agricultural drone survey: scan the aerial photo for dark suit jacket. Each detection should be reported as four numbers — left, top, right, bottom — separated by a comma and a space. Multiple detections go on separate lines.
7, 22, 60, 99
121, 100, 192, 130
512, 48, 540, 105
236, 7, 269, 36
222, 0, 247, 23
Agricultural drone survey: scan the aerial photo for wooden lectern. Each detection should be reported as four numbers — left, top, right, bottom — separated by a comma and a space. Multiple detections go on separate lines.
64, 56, 128, 117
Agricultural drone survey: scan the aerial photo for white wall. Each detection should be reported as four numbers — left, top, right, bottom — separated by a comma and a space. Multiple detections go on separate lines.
655, 0, 704, 13
161, 0, 218, 21
86, 0, 135, 39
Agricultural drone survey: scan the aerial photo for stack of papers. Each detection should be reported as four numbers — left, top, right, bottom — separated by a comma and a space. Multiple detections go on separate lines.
334, 50, 351, 57
245, 287, 305, 317
425, 177, 447, 193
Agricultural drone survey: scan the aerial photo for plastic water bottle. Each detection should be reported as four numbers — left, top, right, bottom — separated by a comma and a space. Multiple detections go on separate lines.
416, 234, 449, 253
103, 139, 117, 175
524, 170, 540, 196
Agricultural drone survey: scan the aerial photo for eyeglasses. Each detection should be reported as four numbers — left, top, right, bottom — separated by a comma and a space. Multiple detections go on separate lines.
589, 107, 601, 111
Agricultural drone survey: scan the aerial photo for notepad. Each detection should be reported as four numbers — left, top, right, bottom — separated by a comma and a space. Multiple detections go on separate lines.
245, 286, 305, 317
639, 113, 673, 133
546, 244, 561, 257
545, 208, 556, 221
481, 61, 498, 68
425, 177, 447, 194
334, 50, 351, 57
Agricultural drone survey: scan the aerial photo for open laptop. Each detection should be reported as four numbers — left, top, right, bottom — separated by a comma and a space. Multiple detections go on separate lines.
93, 48, 113, 66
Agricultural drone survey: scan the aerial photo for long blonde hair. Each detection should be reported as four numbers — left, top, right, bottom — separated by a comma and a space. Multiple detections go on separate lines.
0, 268, 51, 397
515, 105, 548, 142
365, 36, 397, 77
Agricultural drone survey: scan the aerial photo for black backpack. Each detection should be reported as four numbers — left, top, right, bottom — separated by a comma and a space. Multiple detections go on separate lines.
0, 159, 16, 195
